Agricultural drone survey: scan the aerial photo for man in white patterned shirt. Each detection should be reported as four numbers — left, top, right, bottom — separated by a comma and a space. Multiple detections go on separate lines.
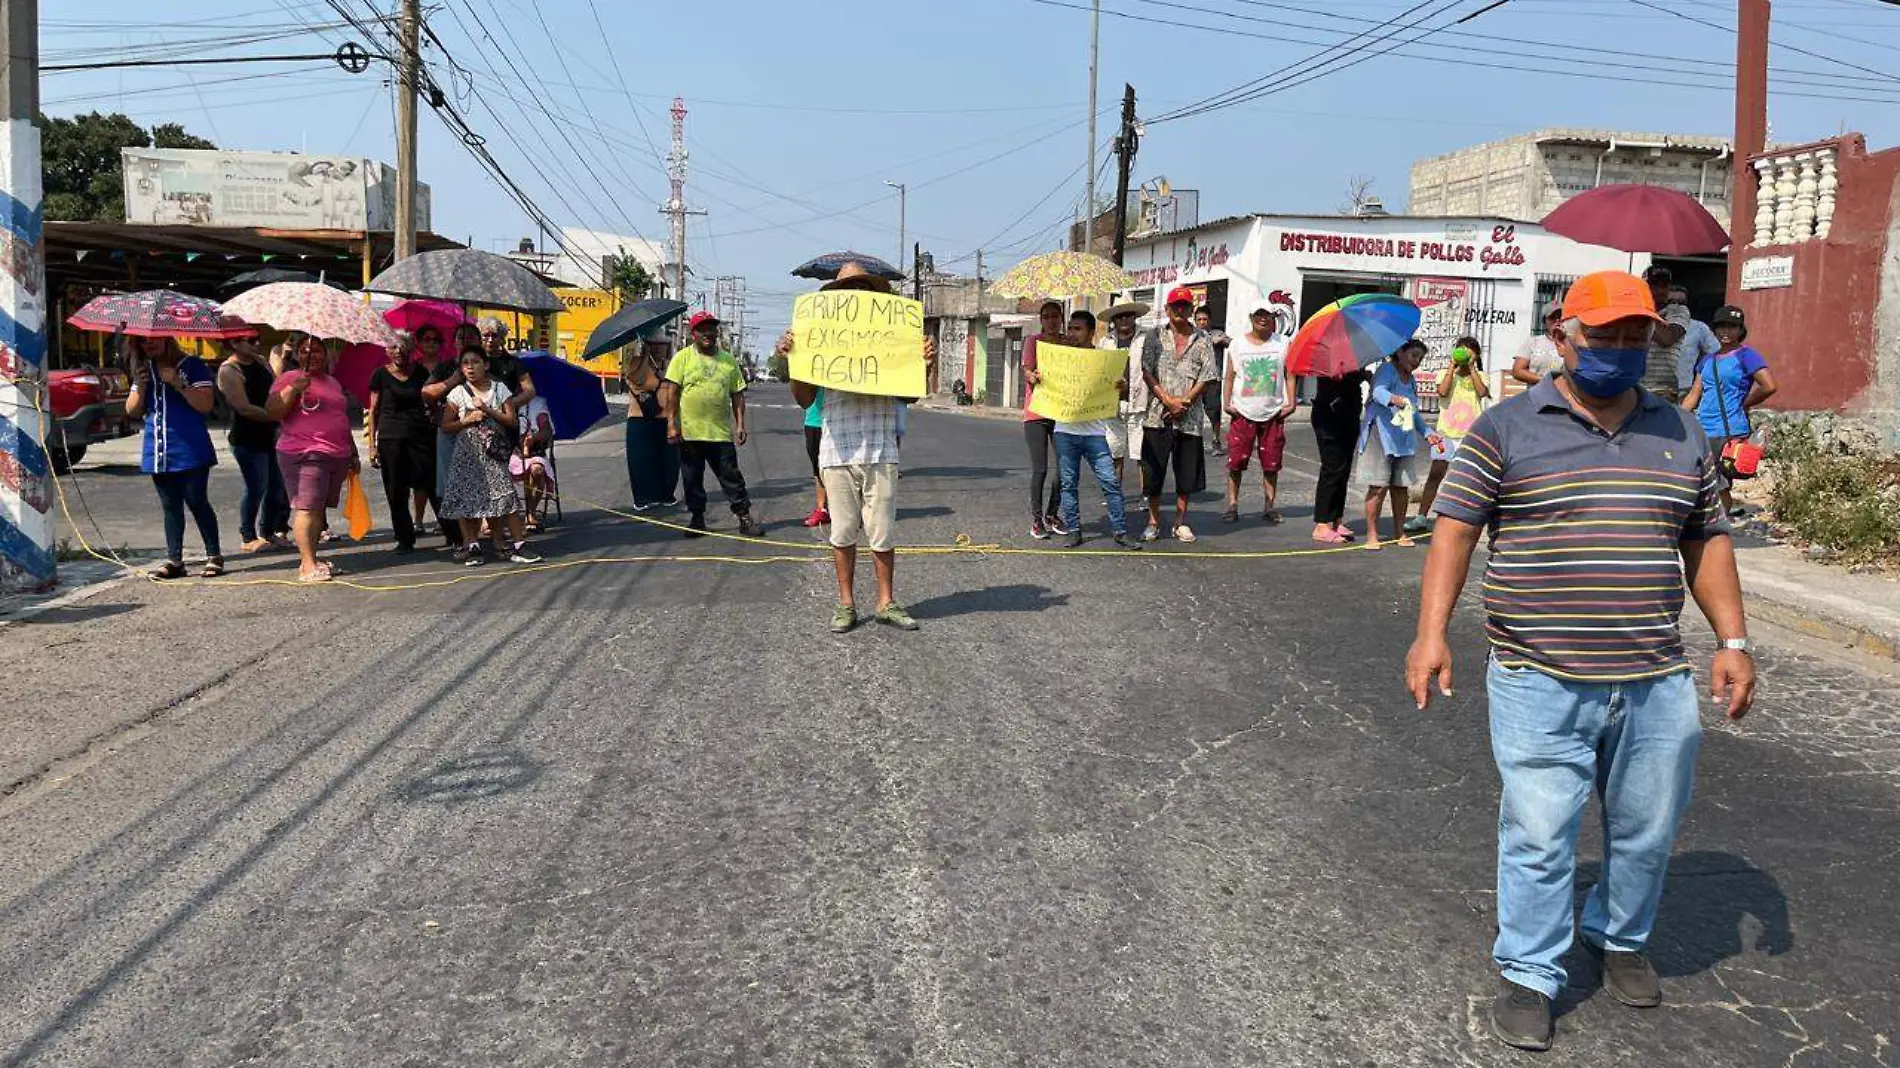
790, 261, 925, 634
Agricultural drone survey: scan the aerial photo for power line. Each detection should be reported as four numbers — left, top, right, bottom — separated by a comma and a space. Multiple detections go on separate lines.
1026, 0, 1900, 106
1632, 0, 1900, 76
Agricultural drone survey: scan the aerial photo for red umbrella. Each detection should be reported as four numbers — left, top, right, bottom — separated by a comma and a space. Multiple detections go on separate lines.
1541, 184, 1731, 255
383, 298, 469, 340
66, 289, 251, 339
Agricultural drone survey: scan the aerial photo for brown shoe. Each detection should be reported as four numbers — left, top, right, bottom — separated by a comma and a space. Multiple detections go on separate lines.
1590, 944, 1662, 1008
1491, 979, 1554, 1052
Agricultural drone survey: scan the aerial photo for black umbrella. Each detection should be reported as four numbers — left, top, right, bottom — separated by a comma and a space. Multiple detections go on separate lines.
366, 248, 562, 314
790, 251, 903, 281
581, 298, 690, 361
221, 267, 339, 292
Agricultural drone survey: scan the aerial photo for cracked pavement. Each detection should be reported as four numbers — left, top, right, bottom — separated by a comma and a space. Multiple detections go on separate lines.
1, 385, 1896, 1066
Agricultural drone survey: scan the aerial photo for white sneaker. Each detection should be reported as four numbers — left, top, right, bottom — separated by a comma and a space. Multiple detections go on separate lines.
1173, 524, 1197, 543
1141, 523, 1160, 542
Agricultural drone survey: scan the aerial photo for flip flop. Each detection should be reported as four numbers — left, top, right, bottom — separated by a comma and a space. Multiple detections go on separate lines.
298, 568, 332, 584
200, 558, 226, 577
149, 561, 187, 581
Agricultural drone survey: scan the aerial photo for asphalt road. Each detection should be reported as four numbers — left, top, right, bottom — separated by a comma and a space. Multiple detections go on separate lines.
3, 384, 1896, 1067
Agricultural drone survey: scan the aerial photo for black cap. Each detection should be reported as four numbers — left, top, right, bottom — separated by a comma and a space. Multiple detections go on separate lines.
1711, 305, 1746, 329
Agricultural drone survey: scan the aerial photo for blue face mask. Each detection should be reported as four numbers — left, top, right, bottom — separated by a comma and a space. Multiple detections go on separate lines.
1569, 346, 1648, 398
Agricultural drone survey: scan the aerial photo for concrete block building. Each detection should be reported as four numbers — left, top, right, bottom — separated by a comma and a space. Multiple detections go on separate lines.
1409, 129, 1735, 227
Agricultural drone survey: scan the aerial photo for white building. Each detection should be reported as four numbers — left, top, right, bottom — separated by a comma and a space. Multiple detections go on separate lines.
1409, 128, 1734, 226
550, 227, 666, 292
1114, 212, 1642, 403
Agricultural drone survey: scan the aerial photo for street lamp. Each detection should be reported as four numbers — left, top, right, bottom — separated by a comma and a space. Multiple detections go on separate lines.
884, 180, 907, 278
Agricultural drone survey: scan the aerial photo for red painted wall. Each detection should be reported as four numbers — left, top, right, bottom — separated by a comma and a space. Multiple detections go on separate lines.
1729, 135, 1900, 414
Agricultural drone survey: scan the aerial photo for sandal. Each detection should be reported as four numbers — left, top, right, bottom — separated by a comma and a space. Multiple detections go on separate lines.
200, 557, 226, 578
1220, 506, 1239, 524
1172, 524, 1197, 543
1311, 528, 1347, 545
1262, 508, 1283, 525
298, 567, 332, 584
149, 561, 188, 581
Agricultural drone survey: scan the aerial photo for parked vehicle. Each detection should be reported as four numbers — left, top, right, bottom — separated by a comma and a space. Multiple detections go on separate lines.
46, 366, 133, 472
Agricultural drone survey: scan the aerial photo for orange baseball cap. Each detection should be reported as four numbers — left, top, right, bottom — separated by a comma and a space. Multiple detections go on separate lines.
1560, 270, 1662, 327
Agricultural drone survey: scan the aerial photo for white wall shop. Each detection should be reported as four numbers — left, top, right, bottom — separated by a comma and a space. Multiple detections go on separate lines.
1116, 213, 1642, 402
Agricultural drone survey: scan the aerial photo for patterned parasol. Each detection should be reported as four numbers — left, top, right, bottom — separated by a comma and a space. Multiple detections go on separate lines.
366, 248, 562, 313
65, 289, 249, 339
988, 251, 1136, 300
790, 251, 904, 281
220, 282, 398, 346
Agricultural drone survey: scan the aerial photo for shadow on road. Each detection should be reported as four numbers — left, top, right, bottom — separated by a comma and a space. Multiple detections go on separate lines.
10, 602, 142, 626
897, 505, 954, 520
1558, 850, 1792, 1012
395, 749, 542, 804
908, 583, 1069, 620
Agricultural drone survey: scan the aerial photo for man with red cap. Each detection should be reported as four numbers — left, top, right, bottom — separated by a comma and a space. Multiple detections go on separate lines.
662, 310, 763, 538
1406, 270, 1756, 1052
1136, 286, 1219, 542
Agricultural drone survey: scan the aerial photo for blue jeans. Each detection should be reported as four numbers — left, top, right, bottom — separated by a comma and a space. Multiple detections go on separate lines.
1054, 431, 1127, 535
151, 465, 222, 564
1488, 658, 1702, 998
231, 443, 289, 542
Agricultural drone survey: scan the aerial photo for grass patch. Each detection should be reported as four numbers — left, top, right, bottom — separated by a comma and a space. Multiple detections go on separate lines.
1766, 417, 1900, 565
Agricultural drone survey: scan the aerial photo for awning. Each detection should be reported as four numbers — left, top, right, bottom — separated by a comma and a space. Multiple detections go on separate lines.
44, 221, 465, 296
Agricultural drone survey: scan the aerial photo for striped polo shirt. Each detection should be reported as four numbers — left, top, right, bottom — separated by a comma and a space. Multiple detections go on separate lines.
1433, 376, 1730, 682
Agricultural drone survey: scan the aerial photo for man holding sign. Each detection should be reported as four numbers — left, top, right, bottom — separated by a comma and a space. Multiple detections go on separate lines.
788, 261, 928, 634
1040, 311, 1139, 550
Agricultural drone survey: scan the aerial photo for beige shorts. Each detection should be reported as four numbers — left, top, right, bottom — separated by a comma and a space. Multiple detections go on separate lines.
1105, 417, 1128, 459
821, 462, 898, 552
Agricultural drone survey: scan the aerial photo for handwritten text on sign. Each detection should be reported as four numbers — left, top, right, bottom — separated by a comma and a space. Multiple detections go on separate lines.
791, 291, 926, 397
1029, 343, 1125, 423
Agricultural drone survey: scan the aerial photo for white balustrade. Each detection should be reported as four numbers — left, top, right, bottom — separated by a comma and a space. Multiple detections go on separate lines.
1752, 141, 1842, 245
1752, 159, 1776, 246
1815, 146, 1838, 239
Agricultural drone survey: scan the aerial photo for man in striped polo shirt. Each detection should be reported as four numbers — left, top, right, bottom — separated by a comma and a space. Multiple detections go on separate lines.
1405, 270, 1757, 1053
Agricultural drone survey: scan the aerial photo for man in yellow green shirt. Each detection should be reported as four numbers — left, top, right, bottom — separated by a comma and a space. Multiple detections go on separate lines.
663, 311, 764, 538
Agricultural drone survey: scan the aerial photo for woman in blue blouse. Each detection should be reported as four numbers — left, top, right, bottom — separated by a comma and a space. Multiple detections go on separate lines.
1356, 339, 1437, 550
1682, 305, 1778, 517
123, 335, 224, 579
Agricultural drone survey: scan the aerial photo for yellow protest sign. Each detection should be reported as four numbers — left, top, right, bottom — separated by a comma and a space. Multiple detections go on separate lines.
789, 290, 926, 398
1029, 343, 1125, 423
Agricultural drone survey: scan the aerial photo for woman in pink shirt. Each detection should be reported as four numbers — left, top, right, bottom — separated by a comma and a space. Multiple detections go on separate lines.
266, 334, 360, 582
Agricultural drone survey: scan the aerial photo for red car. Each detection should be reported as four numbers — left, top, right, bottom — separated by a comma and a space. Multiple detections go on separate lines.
47, 366, 134, 472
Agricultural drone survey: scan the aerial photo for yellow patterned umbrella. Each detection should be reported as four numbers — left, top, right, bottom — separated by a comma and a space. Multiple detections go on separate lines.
988, 251, 1135, 300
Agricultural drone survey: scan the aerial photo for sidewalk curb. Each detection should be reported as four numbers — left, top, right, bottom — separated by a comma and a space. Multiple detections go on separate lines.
0, 567, 143, 630
913, 399, 1025, 423
1742, 588, 1900, 663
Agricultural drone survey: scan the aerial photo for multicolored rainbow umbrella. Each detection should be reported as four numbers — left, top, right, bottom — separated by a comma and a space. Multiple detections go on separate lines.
1284, 293, 1422, 378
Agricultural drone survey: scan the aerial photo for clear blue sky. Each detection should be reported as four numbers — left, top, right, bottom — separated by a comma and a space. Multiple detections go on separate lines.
43, 0, 1900, 338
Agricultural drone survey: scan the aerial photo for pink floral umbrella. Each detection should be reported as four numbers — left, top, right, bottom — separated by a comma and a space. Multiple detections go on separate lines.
220, 282, 398, 347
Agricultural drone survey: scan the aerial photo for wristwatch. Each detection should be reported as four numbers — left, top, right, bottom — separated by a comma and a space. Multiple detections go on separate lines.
1720, 637, 1753, 655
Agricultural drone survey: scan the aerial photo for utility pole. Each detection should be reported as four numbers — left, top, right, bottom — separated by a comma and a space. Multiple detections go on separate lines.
393, 0, 420, 261
1110, 83, 1138, 267
0, 0, 53, 592
913, 243, 923, 302
1729, 0, 1771, 298
1084, 0, 1100, 256
661, 97, 706, 302
885, 180, 907, 278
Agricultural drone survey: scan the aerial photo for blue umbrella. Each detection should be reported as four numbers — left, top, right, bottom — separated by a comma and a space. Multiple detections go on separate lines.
581, 298, 688, 361
519, 352, 610, 440
790, 251, 903, 281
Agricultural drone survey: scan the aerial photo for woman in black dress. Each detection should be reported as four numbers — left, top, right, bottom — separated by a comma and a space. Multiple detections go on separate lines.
1310, 368, 1368, 544
366, 331, 445, 553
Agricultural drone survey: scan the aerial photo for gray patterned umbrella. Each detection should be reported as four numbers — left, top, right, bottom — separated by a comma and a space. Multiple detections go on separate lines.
365, 249, 562, 314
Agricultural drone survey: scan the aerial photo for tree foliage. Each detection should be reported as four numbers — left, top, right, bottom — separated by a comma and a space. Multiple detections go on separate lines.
37, 111, 217, 222
605, 256, 653, 302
